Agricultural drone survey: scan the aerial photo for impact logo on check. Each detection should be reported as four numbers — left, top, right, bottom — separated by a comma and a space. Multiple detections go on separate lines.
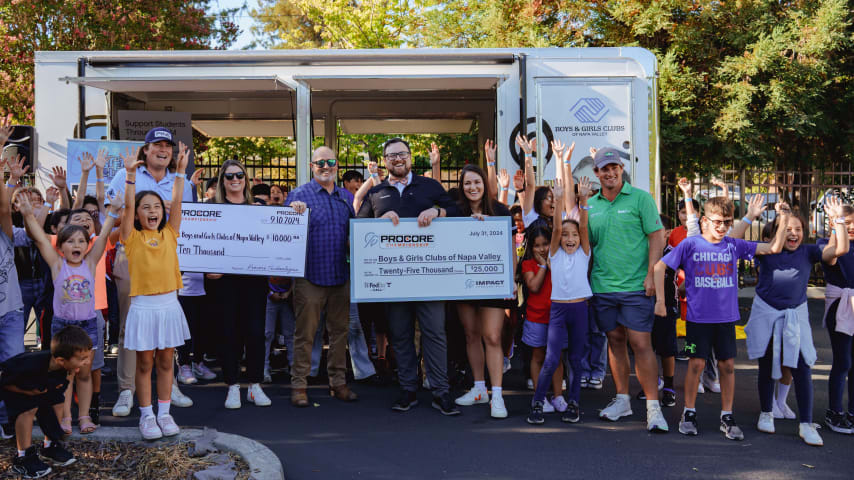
570, 97, 609, 123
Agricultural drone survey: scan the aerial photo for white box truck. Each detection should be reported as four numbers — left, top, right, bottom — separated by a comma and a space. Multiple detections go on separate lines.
34, 48, 660, 201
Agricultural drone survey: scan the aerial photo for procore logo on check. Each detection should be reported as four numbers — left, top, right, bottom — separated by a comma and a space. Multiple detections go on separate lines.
363, 232, 434, 249
570, 97, 609, 123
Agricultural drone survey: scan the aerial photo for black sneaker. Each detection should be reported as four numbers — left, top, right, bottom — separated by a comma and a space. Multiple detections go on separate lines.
636, 390, 647, 401
678, 410, 699, 436
431, 393, 461, 416
527, 401, 545, 425
41, 442, 76, 466
391, 390, 419, 412
11, 446, 51, 478
661, 388, 677, 407
562, 400, 580, 423
676, 347, 690, 361
825, 409, 854, 434
0, 422, 14, 440
720, 414, 744, 441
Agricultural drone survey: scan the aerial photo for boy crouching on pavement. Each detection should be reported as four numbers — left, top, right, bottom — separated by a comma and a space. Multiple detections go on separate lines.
654, 197, 788, 440
1, 326, 92, 478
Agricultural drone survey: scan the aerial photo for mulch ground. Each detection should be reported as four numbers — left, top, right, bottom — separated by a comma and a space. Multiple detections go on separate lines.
0, 439, 250, 479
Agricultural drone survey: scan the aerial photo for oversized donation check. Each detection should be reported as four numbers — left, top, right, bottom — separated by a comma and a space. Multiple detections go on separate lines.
350, 217, 514, 302
177, 203, 309, 276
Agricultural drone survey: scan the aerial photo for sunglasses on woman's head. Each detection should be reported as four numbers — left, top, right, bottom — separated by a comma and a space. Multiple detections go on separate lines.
223, 172, 245, 180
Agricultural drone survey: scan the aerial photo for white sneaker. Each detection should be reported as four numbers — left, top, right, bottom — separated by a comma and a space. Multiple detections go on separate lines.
503, 357, 511, 373
799, 422, 823, 446
263, 368, 273, 384
551, 396, 568, 413
647, 405, 669, 432
112, 389, 133, 417
139, 415, 162, 440
599, 396, 632, 421
773, 400, 797, 420
157, 414, 180, 437
455, 388, 489, 406
192, 362, 217, 381
171, 384, 193, 407
177, 364, 197, 385
697, 382, 705, 394
526, 378, 534, 390
422, 377, 431, 389
757, 412, 775, 433
247, 383, 272, 407
542, 398, 556, 413
702, 374, 721, 393
225, 385, 241, 409
490, 395, 508, 419
0, 423, 14, 440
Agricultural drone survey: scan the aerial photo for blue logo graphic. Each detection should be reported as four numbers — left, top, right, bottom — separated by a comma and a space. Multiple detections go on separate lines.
364, 232, 379, 248
570, 98, 609, 123
465, 279, 475, 289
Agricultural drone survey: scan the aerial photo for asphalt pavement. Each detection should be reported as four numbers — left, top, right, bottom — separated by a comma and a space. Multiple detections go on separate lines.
96, 298, 853, 480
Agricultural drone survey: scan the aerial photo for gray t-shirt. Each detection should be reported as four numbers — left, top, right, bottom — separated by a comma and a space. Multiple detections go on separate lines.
0, 229, 24, 317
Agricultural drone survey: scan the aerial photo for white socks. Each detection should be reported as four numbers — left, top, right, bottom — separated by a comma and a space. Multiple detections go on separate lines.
616, 393, 630, 402
474, 380, 486, 392
776, 381, 791, 408
646, 400, 660, 410
139, 405, 154, 419
157, 400, 171, 418
721, 410, 732, 418
492, 387, 503, 398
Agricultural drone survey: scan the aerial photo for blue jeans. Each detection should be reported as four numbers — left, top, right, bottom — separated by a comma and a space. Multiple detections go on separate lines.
0, 309, 26, 424
533, 302, 588, 404
579, 302, 607, 380
20, 277, 47, 336
265, 297, 296, 371
273, 300, 322, 374
348, 303, 376, 380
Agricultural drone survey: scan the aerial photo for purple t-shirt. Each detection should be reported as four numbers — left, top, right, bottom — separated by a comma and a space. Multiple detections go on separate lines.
755, 244, 821, 310
661, 236, 756, 324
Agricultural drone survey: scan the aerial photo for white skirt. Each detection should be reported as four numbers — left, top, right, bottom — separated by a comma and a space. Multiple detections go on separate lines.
123, 291, 190, 351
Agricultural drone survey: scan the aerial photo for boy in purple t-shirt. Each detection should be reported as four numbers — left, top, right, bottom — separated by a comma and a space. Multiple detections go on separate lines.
653, 197, 789, 441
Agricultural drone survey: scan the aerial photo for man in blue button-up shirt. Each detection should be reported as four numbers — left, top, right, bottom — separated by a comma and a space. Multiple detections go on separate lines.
286, 146, 357, 406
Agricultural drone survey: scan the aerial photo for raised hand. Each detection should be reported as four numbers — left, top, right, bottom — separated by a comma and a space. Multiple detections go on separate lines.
190, 168, 203, 186
746, 194, 767, 220
367, 161, 379, 176
0, 113, 13, 146
553, 178, 564, 200
577, 176, 592, 199
176, 141, 190, 173
824, 195, 845, 221
122, 147, 142, 172
45, 186, 60, 206
107, 192, 123, 214
550, 139, 565, 161
94, 148, 108, 169
483, 139, 496, 165
515, 134, 534, 155
677, 177, 692, 198
49, 166, 67, 191
512, 170, 524, 191
429, 143, 440, 167
561, 141, 576, 165
79, 152, 95, 173
775, 201, 792, 217
8, 154, 28, 180
711, 178, 729, 197
498, 168, 510, 190
14, 192, 33, 217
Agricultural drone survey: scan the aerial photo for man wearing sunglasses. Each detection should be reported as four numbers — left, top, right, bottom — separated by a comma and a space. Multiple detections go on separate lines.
286, 146, 358, 407
357, 138, 460, 416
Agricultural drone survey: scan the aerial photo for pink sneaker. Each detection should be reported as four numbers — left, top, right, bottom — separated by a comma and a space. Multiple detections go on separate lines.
139, 415, 162, 440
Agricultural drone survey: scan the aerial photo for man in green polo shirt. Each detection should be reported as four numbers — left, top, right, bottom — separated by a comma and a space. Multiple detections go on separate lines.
587, 147, 668, 433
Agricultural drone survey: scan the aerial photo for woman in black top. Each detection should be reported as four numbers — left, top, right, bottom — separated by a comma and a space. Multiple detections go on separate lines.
206, 159, 271, 408
453, 164, 515, 419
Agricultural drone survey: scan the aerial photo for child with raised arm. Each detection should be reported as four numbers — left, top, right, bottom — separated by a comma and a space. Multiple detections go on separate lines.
16, 190, 120, 436
526, 177, 593, 425
119, 143, 191, 440
654, 197, 788, 441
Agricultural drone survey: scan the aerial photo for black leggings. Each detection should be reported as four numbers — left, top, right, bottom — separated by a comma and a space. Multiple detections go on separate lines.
206, 275, 267, 385
826, 299, 854, 414
757, 342, 813, 422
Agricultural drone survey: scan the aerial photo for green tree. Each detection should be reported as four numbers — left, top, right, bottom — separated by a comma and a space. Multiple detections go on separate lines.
0, 0, 240, 122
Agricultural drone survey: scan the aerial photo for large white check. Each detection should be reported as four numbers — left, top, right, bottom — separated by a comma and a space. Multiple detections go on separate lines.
178, 203, 308, 276
350, 217, 514, 302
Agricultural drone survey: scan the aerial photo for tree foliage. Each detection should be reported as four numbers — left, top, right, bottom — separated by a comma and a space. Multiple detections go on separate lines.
0, 0, 240, 122
251, 0, 854, 175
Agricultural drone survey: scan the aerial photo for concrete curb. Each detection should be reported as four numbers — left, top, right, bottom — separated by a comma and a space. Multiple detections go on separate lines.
33, 426, 284, 480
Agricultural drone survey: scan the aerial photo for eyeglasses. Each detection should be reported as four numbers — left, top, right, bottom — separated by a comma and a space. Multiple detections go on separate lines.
223, 172, 245, 180
311, 159, 338, 168
705, 217, 733, 228
384, 152, 410, 161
